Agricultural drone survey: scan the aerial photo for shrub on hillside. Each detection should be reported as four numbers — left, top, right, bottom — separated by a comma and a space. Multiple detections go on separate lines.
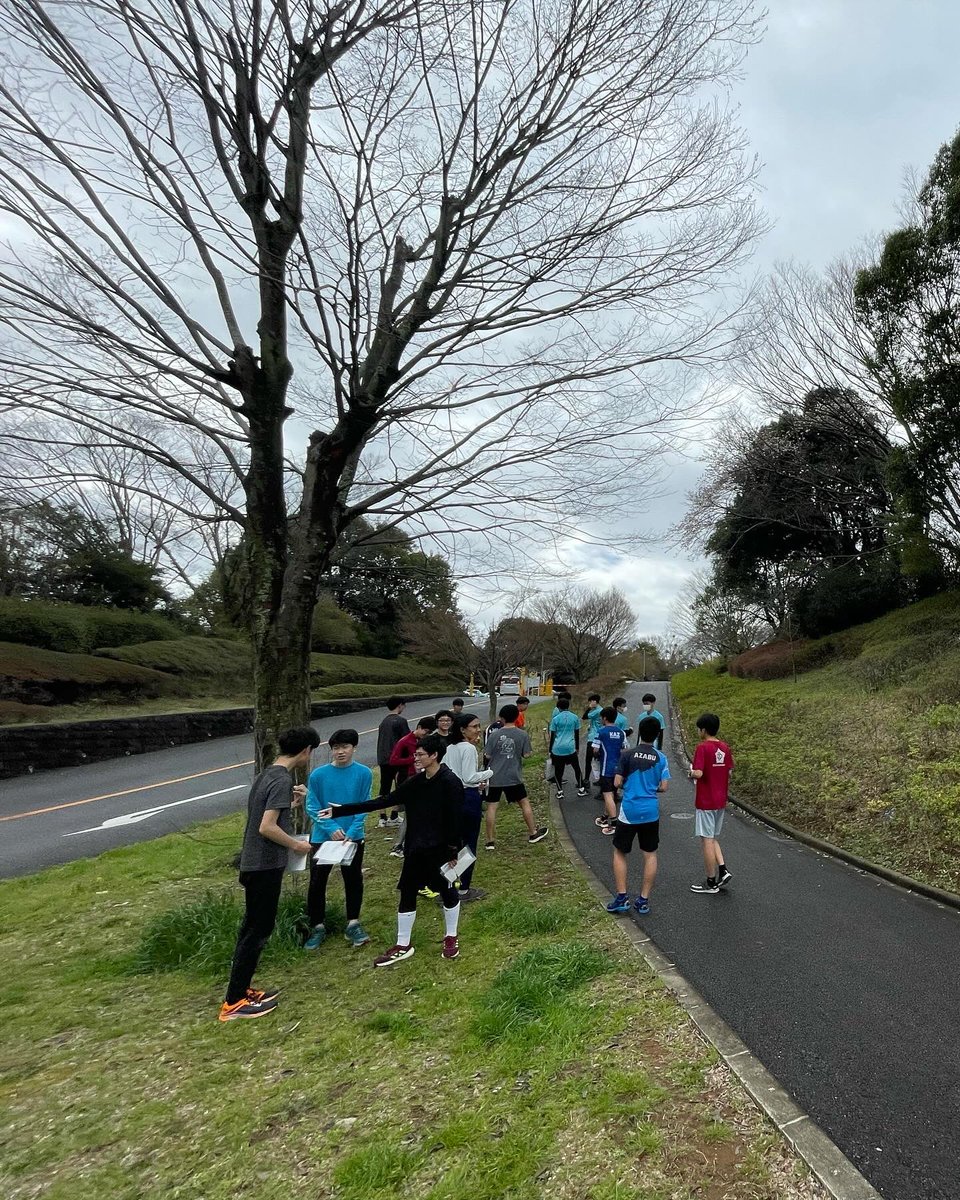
310, 652, 451, 686
0, 598, 181, 654
97, 637, 251, 681
313, 681, 456, 701
0, 642, 181, 705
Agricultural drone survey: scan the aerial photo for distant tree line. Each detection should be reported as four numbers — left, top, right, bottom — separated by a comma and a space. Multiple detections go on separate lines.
675, 127, 960, 657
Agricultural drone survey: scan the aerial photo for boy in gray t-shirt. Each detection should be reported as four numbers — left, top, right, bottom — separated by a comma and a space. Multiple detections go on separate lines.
482, 704, 547, 850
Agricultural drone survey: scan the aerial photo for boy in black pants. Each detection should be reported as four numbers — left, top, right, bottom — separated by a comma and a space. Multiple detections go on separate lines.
325, 734, 466, 965
220, 726, 319, 1022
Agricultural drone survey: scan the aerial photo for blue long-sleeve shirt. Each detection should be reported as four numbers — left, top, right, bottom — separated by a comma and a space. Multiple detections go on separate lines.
306, 761, 372, 843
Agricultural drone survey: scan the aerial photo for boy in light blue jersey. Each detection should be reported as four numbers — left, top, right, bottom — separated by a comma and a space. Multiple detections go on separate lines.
613, 697, 632, 739
638, 693, 665, 750
304, 729, 373, 950
591, 708, 627, 834
606, 716, 670, 916
549, 697, 586, 799
582, 693, 603, 786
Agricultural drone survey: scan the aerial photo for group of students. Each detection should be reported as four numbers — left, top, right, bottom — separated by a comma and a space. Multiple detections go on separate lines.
218, 695, 548, 1023
545, 690, 734, 918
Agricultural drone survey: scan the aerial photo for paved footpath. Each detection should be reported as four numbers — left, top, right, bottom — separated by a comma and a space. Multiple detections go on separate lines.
559, 681, 959, 1200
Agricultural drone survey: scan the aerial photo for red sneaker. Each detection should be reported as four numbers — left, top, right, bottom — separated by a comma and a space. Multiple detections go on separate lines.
442, 935, 460, 960
373, 944, 415, 968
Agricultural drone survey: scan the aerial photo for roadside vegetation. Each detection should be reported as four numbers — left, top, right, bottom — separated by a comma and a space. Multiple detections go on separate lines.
673, 591, 960, 893
0, 705, 821, 1200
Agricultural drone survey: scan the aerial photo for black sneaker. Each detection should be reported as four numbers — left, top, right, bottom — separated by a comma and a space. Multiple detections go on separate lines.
459, 886, 487, 903
717, 867, 733, 888
576, 786, 587, 797
690, 878, 719, 893
219, 996, 278, 1022
556, 788, 565, 800
528, 826, 548, 844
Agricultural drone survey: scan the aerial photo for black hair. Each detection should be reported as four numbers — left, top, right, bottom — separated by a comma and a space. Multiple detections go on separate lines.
516, 695, 530, 704
415, 715, 437, 734
449, 712, 482, 743
451, 697, 465, 707
613, 696, 626, 708
696, 712, 721, 736
386, 696, 407, 710
600, 705, 618, 723
556, 697, 570, 710
642, 693, 657, 704
637, 716, 662, 744
498, 703, 519, 722
588, 693, 601, 703
328, 728, 359, 748
434, 709, 454, 723
418, 732, 448, 761
277, 726, 321, 756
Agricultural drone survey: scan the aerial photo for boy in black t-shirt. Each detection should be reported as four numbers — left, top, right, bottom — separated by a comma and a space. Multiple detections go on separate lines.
219, 726, 319, 1022
376, 697, 409, 826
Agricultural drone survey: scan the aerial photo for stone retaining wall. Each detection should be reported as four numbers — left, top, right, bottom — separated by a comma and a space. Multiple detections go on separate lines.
0, 693, 449, 779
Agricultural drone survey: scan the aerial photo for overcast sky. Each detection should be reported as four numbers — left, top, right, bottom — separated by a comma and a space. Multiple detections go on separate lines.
516, 0, 960, 642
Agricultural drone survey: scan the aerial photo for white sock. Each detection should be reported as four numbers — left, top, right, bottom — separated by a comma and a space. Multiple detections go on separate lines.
443, 902, 461, 938
397, 910, 416, 946
346, 919, 358, 928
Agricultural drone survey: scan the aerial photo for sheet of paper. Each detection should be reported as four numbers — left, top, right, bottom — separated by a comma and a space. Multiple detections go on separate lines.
312, 840, 357, 866
441, 846, 477, 883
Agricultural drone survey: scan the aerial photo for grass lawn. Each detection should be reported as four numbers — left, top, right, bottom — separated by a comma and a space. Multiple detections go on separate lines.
0, 714, 821, 1199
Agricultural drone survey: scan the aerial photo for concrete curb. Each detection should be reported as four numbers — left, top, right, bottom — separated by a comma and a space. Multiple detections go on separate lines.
667, 692, 960, 914
548, 791, 881, 1200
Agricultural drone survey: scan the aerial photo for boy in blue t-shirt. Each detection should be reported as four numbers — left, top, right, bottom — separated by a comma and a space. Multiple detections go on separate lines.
613, 697, 632, 738
591, 707, 627, 834
549, 697, 586, 799
582, 692, 603, 786
304, 729, 373, 950
637, 692, 665, 750
606, 716, 670, 916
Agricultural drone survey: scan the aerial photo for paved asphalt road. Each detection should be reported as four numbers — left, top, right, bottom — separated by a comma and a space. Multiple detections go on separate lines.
0, 695, 490, 880
559, 681, 959, 1200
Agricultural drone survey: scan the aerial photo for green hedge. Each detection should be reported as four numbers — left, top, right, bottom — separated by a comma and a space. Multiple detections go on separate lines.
97, 637, 251, 680
0, 641, 182, 705
313, 681, 457, 701
310, 652, 455, 687
0, 598, 181, 655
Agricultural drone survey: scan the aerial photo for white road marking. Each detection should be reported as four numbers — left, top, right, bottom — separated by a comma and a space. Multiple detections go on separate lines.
63, 785, 246, 836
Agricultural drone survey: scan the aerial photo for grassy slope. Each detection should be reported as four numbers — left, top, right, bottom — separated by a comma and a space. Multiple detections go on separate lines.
0, 707, 819, 1200
673, 591, 960, 893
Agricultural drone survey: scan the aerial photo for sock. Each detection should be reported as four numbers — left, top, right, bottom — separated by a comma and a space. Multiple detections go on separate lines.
717, 862, 726, 875
443, 902, 461, 938
346, 919, 358, 928
397, 910, 416, 945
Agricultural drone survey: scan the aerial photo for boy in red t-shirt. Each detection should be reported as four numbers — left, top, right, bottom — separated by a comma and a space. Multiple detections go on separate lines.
687, 712, 734, 894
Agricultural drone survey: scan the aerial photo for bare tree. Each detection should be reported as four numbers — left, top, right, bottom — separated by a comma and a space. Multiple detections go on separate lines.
532, 585, 636, 680
665, 568, 770, 661
0, 0, 762, 763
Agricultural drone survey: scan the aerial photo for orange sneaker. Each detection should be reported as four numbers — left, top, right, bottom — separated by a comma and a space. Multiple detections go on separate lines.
218, 996, 278, 1022
246, 986, 280, 1004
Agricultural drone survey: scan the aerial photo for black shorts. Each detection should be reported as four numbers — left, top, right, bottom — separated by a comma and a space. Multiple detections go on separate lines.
398, 848, 454, 894
487, 784, 527, 804
599, 775, 616, 794
612, 819, 659, 854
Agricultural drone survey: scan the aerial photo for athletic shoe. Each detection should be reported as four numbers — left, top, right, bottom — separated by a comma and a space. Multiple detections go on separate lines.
690, 878, 719, 893
634, 896, 650, 915
389, 845, 404, 859
373, 943, 415, 967
556, 788, 565, 800
717, 867, 733, 888
528, 827, 548, 844
218, 996, 278, 1022
485, 841, 495, 851
344, 923, 371, 948
442, 935, 460, 960
606, 893, 630, 914
601, 822, 616, 836
303, 924, 327, 949
419, 885, 438, 899
576, 786, 588, 797
459, 886, 487, 903
377, 816, 388, 829
389, 812, 400, 825
246, 985, 280, 1003
594, 816, 609, 827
